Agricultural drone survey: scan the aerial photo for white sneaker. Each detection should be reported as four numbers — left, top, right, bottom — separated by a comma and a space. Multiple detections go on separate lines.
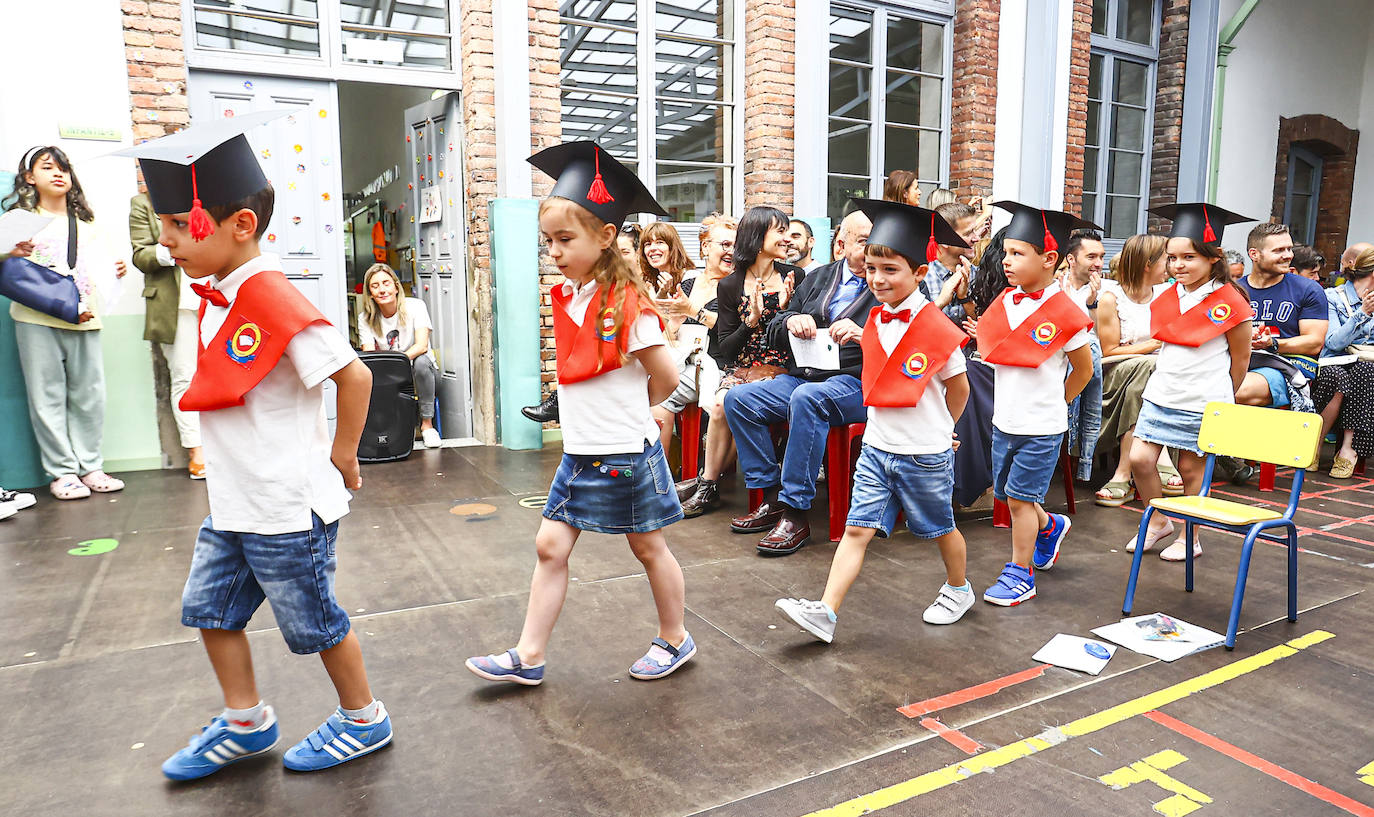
0, 488, 36, 514
923, 583, 975, 625
775, 597, 836, 643
0, 504, 15, 521
421, 427, 442, 448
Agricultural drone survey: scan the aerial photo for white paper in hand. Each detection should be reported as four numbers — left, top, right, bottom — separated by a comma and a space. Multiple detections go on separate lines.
1032, 634, 1116, 675
0, 210, 54, 253
790, 327, 840, 370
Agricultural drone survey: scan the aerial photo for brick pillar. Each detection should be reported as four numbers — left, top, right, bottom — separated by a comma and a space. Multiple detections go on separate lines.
949, 0, 999, 201
1147, 0, 1189, 233
1062, 0, 1093, 214
122, 0, 189, 145
461, 0, 499, 442
527, 0, 563, 402
1271, 115, 1359, 267
742, 0, 796, 211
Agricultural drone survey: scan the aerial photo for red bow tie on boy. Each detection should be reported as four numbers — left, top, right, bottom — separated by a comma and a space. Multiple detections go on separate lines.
878, 308, 912, 323
1011, 289, 1046, 305
191, 282, 229, 307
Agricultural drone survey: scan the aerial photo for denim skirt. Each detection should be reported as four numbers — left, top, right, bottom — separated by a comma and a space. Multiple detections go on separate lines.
1133, 399, 1205, 456
543, 440, 684, 534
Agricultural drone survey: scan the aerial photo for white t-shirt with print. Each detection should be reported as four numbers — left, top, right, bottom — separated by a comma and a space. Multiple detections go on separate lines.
862, 290, 968, 455
1142, 280, 1237, 413
989, 281, 1093, 436
358, 297, 436, 362
197, 254, 357, 535
555, 280, 666, 455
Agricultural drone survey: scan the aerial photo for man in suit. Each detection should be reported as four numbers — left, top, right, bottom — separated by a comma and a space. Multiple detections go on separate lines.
130, 191, 204, 479
723, 210, 875, 555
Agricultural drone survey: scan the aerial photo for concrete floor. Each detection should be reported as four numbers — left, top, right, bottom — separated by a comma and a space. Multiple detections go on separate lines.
2, 444, 1372, 817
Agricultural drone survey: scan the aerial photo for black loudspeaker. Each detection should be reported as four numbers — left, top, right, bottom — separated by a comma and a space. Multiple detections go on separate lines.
358, 351, 419, 463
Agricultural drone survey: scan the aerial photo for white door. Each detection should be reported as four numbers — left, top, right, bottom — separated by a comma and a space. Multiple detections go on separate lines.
404, 92, 472, 439
187, 71, 347, 330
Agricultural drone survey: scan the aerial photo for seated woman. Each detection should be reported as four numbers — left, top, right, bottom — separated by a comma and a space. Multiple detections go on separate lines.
1313, 246, 1374, 478
638, 221, 695, 299
1093, 234, 1182, 505
358, 263, 441, 448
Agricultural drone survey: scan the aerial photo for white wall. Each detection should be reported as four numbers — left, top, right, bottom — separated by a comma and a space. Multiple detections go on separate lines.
0, 0, 138, 314
1348, 17, 1374, 241
1214, 0, 1374, 243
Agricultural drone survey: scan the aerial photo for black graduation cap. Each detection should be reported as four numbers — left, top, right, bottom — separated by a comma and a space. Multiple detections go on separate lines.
852, 198, 969, 266
527, 141, 668, 227
113, 110, 289, 240
1147, 202, 1251, 246
993, 201, 1101, 256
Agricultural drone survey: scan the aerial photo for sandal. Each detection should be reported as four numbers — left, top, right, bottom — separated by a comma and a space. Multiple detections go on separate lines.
50, 474, 91, 501
1330, 457, 1356, 480
1094, 479, 1134, 507
80, 471, 125, 493
1126, 520, 1175, 553
1160, 538, 1202, 562
1157, 464, 1185, 497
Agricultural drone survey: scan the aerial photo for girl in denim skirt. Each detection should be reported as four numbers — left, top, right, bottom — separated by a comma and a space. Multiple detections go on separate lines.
466, 142, 694, 686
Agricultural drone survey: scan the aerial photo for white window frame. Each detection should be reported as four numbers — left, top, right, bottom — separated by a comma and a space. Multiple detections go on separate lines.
183, 0, 462, 90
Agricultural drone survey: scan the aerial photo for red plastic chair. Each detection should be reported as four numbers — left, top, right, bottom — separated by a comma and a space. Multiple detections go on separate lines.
675, 405, 703, 481
991, 445, 1077, 528
825, 423, 867, 542
1258, 461, 1276, 492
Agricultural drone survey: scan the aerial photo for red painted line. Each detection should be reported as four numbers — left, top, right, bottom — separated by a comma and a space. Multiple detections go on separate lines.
918, 717, 984, 754
897, 664, 1050, 718
1299, 526, 1374, 552
1143, 710, 1374, 817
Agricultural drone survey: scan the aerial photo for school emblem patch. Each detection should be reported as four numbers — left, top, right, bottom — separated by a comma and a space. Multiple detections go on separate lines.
598, 307, 617, 342
1207, 302, 1232, 325
226, 321, 267, 368
1031, 320, 1060, 348
901, 351, 929, 380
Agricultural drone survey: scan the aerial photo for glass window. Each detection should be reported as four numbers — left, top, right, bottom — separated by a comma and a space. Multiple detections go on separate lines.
827, 2, 951, 221
193, 0, 322, 58
1284, 146, 1323, 245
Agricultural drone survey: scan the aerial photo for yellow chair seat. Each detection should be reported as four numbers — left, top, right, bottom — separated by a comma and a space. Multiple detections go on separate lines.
1149, 495, 1284, 526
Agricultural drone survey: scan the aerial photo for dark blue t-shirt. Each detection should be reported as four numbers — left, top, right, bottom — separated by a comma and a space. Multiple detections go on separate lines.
1238, 273, 1327, 339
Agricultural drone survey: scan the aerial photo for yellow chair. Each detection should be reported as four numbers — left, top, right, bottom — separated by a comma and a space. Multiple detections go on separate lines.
1121, 401, 1321, 649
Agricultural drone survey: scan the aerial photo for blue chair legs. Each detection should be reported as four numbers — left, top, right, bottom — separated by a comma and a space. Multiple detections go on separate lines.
1122, 507, 1156, 616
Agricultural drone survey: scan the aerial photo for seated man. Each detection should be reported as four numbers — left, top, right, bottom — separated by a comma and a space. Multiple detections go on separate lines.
723, 210, 875, 555
1234, 223, 1327, 409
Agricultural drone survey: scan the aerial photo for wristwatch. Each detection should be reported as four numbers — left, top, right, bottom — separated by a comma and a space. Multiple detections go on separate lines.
1268, 336, 1279, 353
1086, 300, 1099, 309
958, 295, 974, 305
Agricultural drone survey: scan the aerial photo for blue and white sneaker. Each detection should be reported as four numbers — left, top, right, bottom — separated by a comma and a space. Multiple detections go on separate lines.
283, 703, 393, 772
1033, 513, 1071, 570
466, 648, 545, 686
982, 563, 1036, 606
161, 707, 281, 781
628, 633, 696, 680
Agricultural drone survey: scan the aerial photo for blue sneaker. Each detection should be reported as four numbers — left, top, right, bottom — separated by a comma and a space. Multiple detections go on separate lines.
1033, 513, 1071, 570
283, 703, 393, 772
466, 648, 545, 686
982, 563, 1036, 606
629, 633, 696, 680
162, 707, 280, 781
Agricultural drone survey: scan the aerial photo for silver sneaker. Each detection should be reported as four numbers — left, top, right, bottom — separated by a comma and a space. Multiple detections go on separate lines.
922, 583, 975, 625
775, 597, 836, 643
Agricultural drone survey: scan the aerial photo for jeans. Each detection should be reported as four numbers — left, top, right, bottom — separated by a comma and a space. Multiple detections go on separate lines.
1066, 337, 1102, 481
413, 354, 438, 419
722, 373, 866, 511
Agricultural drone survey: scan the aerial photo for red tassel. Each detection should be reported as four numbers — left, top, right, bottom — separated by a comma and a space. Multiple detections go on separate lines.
586, 147, 615, 205
1041, 212, 1057, 254
925, 213, 939, 263
1202, 207, 1217, 243
188, 164, 215, 242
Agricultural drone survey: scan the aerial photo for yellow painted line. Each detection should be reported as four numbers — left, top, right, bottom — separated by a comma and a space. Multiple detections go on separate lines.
1153, 793, 1206, 816
801, 631, 1333, 817
1359, 759, 1374, 788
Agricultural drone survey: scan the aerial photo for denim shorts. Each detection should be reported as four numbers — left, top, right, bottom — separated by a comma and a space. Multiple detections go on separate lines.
1133, 399, 1205, 456
180, 514, 351, 655
991, 428, 1064, 504
1253, 366, 1291, 408
543, 440, 684, 534
846, 445, 956, 539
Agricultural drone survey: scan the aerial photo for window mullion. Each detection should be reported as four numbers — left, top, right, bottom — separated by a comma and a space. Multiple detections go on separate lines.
870, 7, 888, 199
637, 0, 655, 208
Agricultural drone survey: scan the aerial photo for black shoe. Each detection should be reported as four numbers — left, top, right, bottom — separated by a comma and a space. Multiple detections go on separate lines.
675, 477, 699, 503
680, 480, 720, 518
521, 392, 559, 423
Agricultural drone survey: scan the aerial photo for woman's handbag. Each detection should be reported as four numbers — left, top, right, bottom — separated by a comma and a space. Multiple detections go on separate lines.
1348, 344, 1374, 362
0, 208, 80, 324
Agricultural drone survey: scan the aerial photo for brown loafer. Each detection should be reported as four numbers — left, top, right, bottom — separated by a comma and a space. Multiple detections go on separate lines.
757, 515, 810, 556
731, 501, 784, 533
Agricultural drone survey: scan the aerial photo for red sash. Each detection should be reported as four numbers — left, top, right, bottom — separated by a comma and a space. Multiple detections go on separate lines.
978, 289, 1094, 367
1150, 283, 1253, 347
859, 304, 968, 407
552, 283, 663, 384
180, 270, 330, 412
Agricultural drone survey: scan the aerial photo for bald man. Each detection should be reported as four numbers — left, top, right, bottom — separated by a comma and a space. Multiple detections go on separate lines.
1341, 242, 1373, 275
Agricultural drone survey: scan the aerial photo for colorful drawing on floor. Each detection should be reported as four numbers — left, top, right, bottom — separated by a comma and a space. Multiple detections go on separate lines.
68, 538, 118, 556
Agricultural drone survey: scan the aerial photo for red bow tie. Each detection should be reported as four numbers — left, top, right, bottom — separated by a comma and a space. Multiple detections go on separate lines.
191, 282, 229, 307
1011, 289, 1046, 304
878, 308, 912, 323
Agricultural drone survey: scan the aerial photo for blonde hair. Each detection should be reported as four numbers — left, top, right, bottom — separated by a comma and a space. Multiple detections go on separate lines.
1115, 234, 1167, 292
541, 197, 664, 368
638, 220, 695, 296
698, 212, 737, 256
360, 263, 408, 339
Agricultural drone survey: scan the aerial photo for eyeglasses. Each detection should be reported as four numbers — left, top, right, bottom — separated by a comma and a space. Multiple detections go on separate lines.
712, 241, 735, 250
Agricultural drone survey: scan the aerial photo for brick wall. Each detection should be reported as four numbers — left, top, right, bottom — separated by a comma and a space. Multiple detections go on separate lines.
461, 0, 499, 441
949, 0, 999, 201
1146, 0, 1189, 234
528, 1, 563, 400
742, 0, 796, 211
1271, 114, 1360, 267
122, 1, 189, 145
1062, 0, 1093, 214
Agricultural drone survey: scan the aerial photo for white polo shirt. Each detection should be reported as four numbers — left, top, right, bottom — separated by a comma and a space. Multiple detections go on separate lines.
989, 281, 1092, 436
555, 279, 666, 455
1143, 280, 1237, 413
863, 290, 968, 455
197, 254, 357, 535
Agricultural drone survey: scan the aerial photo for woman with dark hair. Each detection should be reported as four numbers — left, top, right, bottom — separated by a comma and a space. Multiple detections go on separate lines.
969, 225, 1011, 316
5, 146, 127, 500
1312, 245, 1374, 477
883, 170, 917, 204
713, 207, 803, 384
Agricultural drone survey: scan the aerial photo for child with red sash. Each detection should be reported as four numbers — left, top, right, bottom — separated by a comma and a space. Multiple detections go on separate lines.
973, 202, 1098, 606
118, 114, 391, 780
466, 142, 694, 685
775, 200, 976, 643
1128, 203, 1254, 561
